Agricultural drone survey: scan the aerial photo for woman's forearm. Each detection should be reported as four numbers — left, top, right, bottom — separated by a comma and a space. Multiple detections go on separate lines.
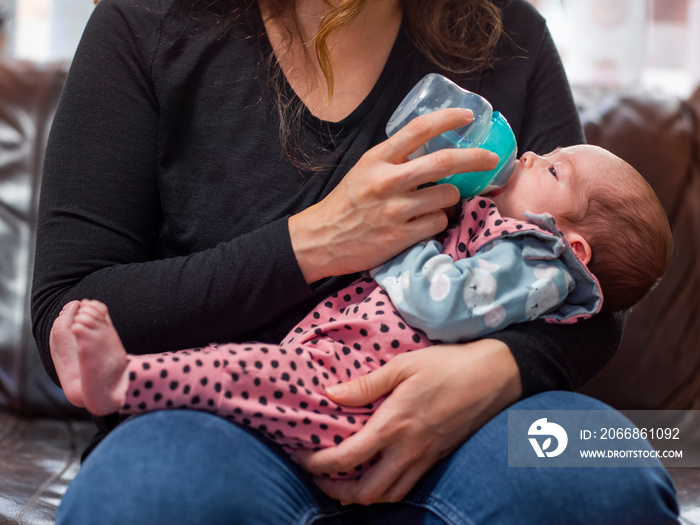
30, 0, 317, 379
488, 312, 623, 396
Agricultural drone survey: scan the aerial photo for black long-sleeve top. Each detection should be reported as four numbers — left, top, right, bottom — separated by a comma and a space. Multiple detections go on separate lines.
31, 0, 621, 407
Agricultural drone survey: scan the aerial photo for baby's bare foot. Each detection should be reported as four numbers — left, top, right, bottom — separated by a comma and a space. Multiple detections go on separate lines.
50, 301, 87, 408
71, 300, 129, 416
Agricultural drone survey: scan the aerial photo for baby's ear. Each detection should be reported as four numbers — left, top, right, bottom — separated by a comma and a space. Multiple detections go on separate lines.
564, 232, 592, 266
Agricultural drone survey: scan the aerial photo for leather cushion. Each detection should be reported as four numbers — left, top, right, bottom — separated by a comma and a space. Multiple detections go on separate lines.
578, 86, 700, 410
0, 59, 87, 418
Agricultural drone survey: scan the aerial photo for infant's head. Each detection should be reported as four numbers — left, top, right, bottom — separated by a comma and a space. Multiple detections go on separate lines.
489, 144, 673, 313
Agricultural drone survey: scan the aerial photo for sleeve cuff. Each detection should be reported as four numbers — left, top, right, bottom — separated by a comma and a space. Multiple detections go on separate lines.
488, 313, 623, 398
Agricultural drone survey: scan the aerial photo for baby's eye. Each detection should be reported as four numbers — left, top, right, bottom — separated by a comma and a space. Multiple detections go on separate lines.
548, 166, 558, 179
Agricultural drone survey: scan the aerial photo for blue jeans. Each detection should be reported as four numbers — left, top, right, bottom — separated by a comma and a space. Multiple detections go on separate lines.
57, 392, 679, 524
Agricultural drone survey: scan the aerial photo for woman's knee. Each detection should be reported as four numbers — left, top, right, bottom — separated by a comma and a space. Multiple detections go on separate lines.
57, 410, 326, 525
522, 392, 679, 523
410, 391, 679, 524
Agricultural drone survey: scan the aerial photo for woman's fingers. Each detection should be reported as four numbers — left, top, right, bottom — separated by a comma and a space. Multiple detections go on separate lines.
404, 183, 460, 219
319, 441, 422, 504
292, 357, 410, 475
401, 210, 449, 247
406, 147, 498, 189
292, 422, 385, 480
379, 107, 499, 190
382, 459, 433, 503
324, 353, 407, 406
381, 107, 473, 164
315, 447, 436, 505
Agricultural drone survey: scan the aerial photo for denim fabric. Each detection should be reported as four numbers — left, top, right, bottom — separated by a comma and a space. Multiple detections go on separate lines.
57, 391, 679, 524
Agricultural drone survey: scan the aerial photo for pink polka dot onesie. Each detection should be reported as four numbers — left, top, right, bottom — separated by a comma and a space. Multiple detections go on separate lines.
122, 197, 602, 477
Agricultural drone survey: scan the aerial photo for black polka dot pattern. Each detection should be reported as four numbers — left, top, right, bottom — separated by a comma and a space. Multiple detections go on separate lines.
121, 197, 549, 478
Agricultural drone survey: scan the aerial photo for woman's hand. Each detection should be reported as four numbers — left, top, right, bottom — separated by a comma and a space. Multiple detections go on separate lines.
291, 339, 522, 505
289, 108, 498, 284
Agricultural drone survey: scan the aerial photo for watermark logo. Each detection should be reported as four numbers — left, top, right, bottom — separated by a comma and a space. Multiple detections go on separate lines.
528, 417, 568, 458
509, 410, 697, 467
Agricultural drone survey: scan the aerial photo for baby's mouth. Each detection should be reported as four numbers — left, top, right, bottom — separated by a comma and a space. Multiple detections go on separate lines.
488, 185, 507, 197
488, 161, 521, 197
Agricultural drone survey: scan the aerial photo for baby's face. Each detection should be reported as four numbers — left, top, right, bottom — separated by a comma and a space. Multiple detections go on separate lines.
488, 144, 612, 223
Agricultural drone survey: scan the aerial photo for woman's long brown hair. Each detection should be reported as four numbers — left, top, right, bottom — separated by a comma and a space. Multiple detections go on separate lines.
263, 0, 504, 170
265, 0, 502, 94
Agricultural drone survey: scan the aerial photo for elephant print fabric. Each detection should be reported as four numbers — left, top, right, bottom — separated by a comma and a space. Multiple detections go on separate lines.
371, 197, 601, 343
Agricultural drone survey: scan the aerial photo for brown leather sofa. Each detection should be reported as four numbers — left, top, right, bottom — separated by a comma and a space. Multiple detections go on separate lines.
0, 59, 96, 525
576, 84, 700, 523
1, 58, 698, 523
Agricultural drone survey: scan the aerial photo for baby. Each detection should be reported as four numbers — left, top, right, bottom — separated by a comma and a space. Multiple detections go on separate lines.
50, 144, 672, 477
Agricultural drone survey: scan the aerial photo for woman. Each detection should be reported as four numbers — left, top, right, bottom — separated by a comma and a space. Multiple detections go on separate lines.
32, 0, 678, 522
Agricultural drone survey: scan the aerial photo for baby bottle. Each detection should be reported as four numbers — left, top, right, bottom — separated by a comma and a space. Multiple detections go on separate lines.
386, 73, 517, 198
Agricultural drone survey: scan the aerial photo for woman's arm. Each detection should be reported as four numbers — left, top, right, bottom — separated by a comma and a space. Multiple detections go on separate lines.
32, 0, 319, 380
31, 0, 500, 383
293, 2, 623, 503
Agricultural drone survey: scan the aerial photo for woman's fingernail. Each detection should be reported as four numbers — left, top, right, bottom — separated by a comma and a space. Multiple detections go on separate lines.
488, 152, 499, 165
325, 384, 348, 397
458, 108, 473, 119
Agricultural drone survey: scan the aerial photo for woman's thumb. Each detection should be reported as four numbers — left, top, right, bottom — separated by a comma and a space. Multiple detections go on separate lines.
324, 359, 404, 406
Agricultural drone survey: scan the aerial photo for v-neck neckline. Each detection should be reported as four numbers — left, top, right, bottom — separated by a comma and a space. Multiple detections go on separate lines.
254, 4, 411, 134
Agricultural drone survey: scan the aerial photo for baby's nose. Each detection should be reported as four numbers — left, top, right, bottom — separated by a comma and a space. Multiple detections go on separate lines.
520, 152, 535, 168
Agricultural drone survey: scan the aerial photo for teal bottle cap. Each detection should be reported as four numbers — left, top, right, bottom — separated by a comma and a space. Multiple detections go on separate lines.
438, 112, 517, 198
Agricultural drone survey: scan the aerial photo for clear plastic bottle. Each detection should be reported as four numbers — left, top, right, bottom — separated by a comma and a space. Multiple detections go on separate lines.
386, 73, 517, 198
